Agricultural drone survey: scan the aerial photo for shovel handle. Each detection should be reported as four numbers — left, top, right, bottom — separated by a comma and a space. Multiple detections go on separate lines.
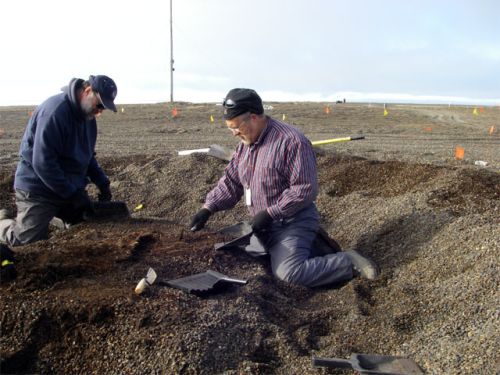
221, 277, 247, 285
312, 357, 353, 369
350, 135, 365, 141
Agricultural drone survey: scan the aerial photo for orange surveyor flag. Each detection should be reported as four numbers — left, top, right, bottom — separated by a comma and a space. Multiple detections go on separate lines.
479, 107, 484, 113
455, 146, 465, 160
472, 107, 478, 115
383, 108, 389, 116
172, 107, 178, 117
210, 115, 214, 123
489, 126, 495, 135
324, 106, 330, 114
423, 126, 433, 132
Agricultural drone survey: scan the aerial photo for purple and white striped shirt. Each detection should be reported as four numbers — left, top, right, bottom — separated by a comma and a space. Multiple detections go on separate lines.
205, 117, 318, 219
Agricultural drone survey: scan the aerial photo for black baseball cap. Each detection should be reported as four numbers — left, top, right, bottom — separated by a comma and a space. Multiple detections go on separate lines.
89, 75, 118, 112
222, 88, 264, 120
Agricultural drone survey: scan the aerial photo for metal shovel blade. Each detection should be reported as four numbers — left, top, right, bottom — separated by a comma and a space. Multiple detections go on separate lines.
165, 270, 247, 296
146, 267, 157, 285
207, 144, 234, 162
214, 221, 253, 251
218, 221, 253, 237
177, 144, 234, 162
312, 353, 424, 374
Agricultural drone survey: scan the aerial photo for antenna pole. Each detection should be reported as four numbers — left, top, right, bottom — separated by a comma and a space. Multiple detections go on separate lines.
170, 0, 174, 103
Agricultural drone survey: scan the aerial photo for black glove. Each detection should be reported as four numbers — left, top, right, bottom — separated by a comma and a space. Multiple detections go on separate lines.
0, 244, 17, 282
70, 189, 93, 212
190, 208, 211, 231
98, 184, 112, 202
251, 210, 273, 233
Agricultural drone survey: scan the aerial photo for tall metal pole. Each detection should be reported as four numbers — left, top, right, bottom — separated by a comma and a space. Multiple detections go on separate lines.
170, 0, 174, 103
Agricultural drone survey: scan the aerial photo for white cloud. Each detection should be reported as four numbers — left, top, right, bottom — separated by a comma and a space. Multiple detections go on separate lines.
1, 0, 499, 106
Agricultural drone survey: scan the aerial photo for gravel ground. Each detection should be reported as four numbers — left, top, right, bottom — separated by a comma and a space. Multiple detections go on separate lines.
0, 102, 499, 374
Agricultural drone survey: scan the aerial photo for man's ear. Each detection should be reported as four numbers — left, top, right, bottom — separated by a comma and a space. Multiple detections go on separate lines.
83, 85, 93, 97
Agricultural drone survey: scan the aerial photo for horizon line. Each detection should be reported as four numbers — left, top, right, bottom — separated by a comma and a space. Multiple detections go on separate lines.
0, 91, 499, 108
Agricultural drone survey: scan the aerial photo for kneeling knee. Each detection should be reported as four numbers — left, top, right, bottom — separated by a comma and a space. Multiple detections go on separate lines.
274, 266, 307, 286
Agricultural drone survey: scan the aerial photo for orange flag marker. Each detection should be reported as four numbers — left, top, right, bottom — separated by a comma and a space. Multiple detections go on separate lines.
172, 107, 178, 118
423, 126, 433, 132
479, 107, 484, 113
0, 128, 5, 138
324, 106, 330, 114
455, 146, 465, 160
489, 126, 495, 135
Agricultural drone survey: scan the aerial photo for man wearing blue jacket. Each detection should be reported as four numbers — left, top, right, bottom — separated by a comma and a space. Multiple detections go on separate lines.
0, 75, 118, 246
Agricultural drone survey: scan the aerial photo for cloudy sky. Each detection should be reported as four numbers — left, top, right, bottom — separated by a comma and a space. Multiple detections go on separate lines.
1, 0, 499, 106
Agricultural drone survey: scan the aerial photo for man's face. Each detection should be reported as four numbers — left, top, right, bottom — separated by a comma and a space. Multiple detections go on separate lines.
81, 88, 105, 120
226, 113, 253, 145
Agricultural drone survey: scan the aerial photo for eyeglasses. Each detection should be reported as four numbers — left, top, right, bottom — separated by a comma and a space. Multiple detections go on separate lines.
227, 117, 249, 134
223, 98, 237, 108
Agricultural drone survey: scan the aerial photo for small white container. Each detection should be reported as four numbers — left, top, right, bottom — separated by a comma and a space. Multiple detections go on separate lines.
135, 278, 148, 294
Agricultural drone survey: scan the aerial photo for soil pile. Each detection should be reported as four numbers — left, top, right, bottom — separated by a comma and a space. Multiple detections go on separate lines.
0, 103, 499, 374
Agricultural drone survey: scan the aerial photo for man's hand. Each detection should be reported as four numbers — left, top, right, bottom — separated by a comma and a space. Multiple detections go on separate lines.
71, 189, 93, 212
0, 244, 17, 282
98, 184, 112, 202
190, 208, 211, 231
251, 210, 273, 233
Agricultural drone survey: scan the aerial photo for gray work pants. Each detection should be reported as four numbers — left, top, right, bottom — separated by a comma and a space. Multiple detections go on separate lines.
245, 204, 353, 287
0, 190, 70, 246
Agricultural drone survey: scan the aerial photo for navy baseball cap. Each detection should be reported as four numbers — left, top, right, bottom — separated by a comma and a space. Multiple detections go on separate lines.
222, 88, 264, 120
89, 75, 118, 112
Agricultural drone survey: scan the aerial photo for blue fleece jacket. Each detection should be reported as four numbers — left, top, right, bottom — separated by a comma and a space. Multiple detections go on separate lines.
14, 78, 109, 200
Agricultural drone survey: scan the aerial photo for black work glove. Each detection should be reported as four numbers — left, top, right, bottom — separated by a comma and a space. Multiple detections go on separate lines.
251, 210, 273, 233
70, 189, 93, 212
98, 184, 112, 202
190, 208, 211, 231
0, 244, 17, 282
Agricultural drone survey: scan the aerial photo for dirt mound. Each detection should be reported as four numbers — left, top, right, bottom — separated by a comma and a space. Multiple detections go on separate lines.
1, 151, 498, 374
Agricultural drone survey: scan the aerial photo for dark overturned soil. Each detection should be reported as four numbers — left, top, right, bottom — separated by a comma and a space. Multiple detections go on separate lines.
0, 102, 499, 374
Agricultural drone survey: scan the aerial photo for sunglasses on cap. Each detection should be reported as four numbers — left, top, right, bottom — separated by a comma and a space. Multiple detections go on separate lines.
94, 91, 106, 110
222, 98, 237, 108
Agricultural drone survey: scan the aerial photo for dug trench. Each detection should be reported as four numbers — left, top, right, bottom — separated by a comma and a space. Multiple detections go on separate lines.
0, 151, 498, 374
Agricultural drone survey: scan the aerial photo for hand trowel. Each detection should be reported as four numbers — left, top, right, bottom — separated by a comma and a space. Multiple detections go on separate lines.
134, 267, 157, 294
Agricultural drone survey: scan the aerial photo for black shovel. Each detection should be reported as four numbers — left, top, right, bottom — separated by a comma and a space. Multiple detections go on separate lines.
312, 353, 424, 374
164, 270, 247, 296
84, 201, 130, 220
214, 221, 342, 255
214, 221, 253, 251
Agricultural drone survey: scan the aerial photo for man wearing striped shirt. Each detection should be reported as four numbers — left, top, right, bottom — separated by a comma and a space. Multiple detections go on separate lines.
190, 88, 377, 287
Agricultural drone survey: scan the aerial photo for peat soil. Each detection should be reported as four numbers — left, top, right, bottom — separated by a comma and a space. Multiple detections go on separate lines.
0, 102, 499, 374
